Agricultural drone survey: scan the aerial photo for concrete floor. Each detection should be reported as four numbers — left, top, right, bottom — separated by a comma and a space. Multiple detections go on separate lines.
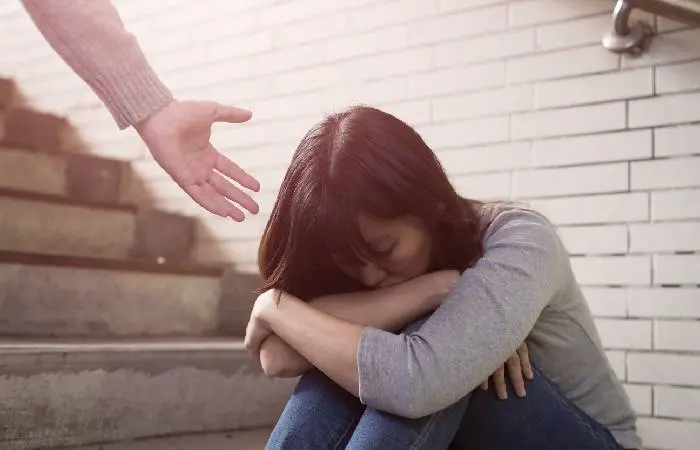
65, 429, 271, 450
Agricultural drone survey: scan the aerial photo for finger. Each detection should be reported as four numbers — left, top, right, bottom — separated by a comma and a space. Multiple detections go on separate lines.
518, 343, 534, 380
480, 379, 488, 390
211, 103, 253, 124
215, 151, 261, 193
493, 366, 507, 400
189, 182, 245, 221
507, 354, 526, 398
210, 171, 259, 215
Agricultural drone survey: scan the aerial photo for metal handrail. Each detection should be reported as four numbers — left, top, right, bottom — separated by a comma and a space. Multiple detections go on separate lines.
602, 0, 700, 54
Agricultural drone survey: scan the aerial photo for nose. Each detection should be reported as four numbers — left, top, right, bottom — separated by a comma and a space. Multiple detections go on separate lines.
359, 262, 387, 288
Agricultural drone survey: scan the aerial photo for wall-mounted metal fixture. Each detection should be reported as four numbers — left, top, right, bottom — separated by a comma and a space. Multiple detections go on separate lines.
603, 0, 700, 55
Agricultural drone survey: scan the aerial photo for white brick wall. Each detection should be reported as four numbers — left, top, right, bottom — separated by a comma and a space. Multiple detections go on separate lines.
2, 1, 699, 447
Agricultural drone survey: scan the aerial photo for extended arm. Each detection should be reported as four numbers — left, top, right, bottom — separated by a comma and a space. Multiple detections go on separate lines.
21, 0, 171, 129
259, 270, 459, 377
256, 209, 566, 416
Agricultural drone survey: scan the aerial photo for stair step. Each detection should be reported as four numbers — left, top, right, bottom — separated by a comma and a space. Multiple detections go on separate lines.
0, 146, 128, 203
64, 429, 272, 450
0, 338, 293, 450
0, 251, 227, 337
0, 188, 195, 262
0, 78, 16, 109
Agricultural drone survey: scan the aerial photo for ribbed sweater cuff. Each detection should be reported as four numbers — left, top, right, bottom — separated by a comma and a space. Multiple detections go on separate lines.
92, 48, 173, 130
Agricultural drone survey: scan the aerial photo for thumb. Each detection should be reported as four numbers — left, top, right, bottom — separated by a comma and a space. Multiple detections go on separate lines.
210, 102, 253, 124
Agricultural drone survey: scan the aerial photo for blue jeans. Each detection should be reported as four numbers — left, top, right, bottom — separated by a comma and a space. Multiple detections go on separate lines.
266, 366, 627, 450
266, 318, 627, 450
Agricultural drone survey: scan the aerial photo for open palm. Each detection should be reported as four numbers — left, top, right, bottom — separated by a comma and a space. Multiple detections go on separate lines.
136, 100, 260, 221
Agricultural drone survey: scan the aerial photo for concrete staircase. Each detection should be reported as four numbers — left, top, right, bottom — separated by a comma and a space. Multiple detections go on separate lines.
0, 79, 292, 449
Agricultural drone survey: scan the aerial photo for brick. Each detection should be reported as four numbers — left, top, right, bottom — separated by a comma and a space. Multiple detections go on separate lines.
629, 288, 700, 319
406, 62, 505, 98
273, 13, 347, 46
251, 92, 325, 122
559, 225, 628, 255
512, 102, 626, 140
654, 255, 700, 285
338, 78, 409, 106
631, 157, 700, 190
637, 417, 700, 450
348, 0, 437, 31
260, 0, 371, 27
571, 255, 651, 286
535, 69, 653, 109
506, 45, 619, 84
652, 188, 700, 221
533, 130, 652, 168
629, 92, 700, 128
530, 193, 649, 225
420, 116, 509, 149
436, 142, 531, 175
655, 124, 700, 157
656, 60, 700, 94
536, 14, 609, 51
432, 85, 533, 122
451, 172, 511, 201
581, 287, 628, 317
535, 9, 653, 51
408, 5, 506, 45
1, 108, 70, 152
595, 319, 652, 349
436, 29, 535, 68
657, 16, 690, 32
251, 41, 326, 76
513, 163, 628, 199
346, 47, 434, 82
150, 33, 272, 73
623, 28, 700, 69
329, 26, 408, 61
606, 350, 626, 380
379, 100, 432, 126
655, 386, 700, 421
630, 222, 700, 253
622, 384, 652, 416
438, 0, 503, 12
655, 321, 700, 352
628, 352, 700, 386
508, 0, 611, 27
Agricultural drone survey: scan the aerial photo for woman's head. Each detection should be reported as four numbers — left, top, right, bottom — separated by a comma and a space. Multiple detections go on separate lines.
258, 105, 484, 300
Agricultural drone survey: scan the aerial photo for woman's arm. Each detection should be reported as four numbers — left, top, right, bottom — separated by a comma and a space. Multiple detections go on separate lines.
259, 270, 459, 377
21, 0, 172, 129
254, 209, 566, 416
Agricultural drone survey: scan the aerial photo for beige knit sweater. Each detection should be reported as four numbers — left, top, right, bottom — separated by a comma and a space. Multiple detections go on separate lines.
21, 0, 173, 129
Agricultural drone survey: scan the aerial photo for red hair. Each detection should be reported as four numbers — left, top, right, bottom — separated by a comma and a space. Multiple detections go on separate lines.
258, 105, 484, 300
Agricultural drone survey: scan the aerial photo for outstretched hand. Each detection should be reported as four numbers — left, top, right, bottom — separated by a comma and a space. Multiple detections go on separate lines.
135, 100, 260, 221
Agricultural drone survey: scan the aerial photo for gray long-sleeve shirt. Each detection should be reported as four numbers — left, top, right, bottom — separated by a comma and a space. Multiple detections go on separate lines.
357, 207, 642, 450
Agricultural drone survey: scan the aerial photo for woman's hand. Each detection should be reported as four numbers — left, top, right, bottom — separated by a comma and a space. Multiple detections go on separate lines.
244, 290, 279, 359
480, 342, 534, 400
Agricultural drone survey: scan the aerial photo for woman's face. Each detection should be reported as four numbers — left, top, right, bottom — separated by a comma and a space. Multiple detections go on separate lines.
337, 213, 433, 289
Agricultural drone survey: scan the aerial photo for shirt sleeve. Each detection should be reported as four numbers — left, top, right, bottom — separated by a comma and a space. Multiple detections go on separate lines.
21, 0, 173, 129
356, 208, 568, 418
